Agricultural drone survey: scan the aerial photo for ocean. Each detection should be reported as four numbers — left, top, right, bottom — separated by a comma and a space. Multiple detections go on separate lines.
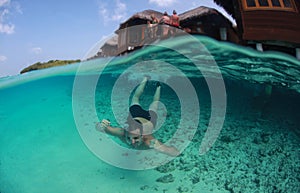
0, 35, 299, 193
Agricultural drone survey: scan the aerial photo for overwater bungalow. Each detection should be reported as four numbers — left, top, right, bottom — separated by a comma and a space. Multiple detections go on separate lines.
116, 10, 164, 55
93, 35, 118, 58
214, 0, 300, 59
113, 7, 238, 55
94, 3, 300, 59
179, 6, 239, 43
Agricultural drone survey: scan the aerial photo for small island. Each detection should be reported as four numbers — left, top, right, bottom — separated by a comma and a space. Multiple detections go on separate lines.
20, 59, 81, 74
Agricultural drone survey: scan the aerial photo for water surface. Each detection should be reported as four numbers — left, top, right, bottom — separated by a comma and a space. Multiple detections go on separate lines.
0, 35, 299, 193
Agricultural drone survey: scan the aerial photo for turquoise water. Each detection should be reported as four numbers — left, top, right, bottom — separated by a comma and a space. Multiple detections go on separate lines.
0, 36, 299, 192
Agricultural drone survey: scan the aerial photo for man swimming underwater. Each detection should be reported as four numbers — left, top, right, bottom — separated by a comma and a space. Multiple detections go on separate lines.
96, 77, 179, 157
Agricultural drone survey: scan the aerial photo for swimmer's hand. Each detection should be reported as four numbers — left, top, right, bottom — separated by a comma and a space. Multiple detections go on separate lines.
96, 120, 124, 137
96, 119, 110, 132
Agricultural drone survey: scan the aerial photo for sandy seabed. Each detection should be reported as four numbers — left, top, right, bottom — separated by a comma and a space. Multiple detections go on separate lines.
0, 77, 299, 193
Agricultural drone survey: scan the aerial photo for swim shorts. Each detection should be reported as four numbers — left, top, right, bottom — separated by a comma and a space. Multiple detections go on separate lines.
129, 104, 157, 127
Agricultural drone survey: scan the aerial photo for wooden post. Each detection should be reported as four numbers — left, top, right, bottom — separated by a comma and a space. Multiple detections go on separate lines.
256, 43, 263, 52
296, 48, 300, 60
220, 27, 227, 41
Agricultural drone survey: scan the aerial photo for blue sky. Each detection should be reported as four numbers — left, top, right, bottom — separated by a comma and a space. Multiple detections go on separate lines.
0, 0, 234, 77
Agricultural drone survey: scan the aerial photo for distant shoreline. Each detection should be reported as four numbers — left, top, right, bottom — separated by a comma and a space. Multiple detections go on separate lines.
20, 59, 81, 74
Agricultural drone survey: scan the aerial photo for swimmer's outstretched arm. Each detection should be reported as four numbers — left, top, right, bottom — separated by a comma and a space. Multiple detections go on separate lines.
96, 119, 124, 136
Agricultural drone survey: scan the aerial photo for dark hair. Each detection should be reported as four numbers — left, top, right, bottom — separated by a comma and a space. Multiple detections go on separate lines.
164, 11, 168, 16
173, 10, 177, 14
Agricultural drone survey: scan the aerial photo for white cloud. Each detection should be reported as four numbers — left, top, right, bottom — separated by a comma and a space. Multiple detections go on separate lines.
0, 0, 22, 34
99, 0, 127, 25
111, 0, 126, 21
0, 55, 7, 62
0, 8, 14, 34
14, 2, 22, 14
99, 4, 109, 24
0, 0, 10, 7
0, 22, 14, 34
30, 47, 42, 55
149, 0, 177, 7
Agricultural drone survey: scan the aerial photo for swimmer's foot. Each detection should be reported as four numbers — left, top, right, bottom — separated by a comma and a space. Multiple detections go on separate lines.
156, 81, 161, 88
141, 76, 150, 84
144, 75, 151, 81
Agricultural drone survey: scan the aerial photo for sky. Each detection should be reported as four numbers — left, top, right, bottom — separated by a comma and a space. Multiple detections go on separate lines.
0, 0, 234, 77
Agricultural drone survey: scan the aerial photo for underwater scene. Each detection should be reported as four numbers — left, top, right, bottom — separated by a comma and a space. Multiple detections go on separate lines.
0, 35, 299, 193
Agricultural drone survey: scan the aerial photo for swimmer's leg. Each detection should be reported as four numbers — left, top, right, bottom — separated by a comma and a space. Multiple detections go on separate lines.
131, 77, 148, 106
149, 82, 161, 112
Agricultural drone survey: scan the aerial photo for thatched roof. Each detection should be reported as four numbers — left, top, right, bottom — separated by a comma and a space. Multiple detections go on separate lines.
105, 35, 118, 46
118, 9, 163, 30
179, 6, 219, 21
213, 0, 236, 19
179, 6, 233, 27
